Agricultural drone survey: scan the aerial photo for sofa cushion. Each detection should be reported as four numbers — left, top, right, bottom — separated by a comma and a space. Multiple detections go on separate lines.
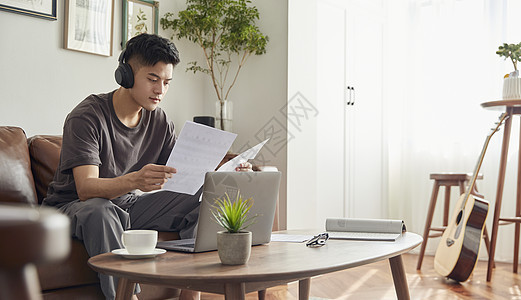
37, 238, 99, 291
28, 135, 62, 204
0, 127, 37, 204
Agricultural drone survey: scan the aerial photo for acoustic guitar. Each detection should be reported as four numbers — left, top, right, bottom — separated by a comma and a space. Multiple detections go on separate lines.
434, 112, 508, 282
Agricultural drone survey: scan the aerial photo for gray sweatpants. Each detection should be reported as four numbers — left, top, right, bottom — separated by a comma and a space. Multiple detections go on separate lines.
57, 190, 202, 300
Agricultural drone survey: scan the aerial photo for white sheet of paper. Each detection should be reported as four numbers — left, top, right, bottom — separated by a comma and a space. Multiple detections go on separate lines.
163, 121, 237, 195
270, 234, 313, 243
217, 139, 269, 172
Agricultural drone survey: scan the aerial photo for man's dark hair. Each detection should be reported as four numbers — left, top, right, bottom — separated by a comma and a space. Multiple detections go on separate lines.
124, 33, 180, 67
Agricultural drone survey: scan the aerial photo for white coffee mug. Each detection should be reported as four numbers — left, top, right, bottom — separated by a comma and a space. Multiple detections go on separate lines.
121, 230, 158, 254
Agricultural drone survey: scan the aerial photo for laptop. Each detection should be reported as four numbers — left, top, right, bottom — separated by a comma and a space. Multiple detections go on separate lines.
157, 171, 281, 253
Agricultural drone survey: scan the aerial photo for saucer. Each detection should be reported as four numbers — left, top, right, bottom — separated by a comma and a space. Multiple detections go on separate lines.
112, 248, 166, 259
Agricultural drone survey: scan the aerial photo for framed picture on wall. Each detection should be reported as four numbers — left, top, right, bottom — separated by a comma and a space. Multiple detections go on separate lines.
123, 0, 159, 48
0, 0, 57, 20
64, 0, 114, 56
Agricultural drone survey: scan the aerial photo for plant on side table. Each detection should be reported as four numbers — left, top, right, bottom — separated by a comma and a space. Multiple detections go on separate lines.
160, 0, 269, 132
497, 42, 521, 100
497, 42, 521, 73
211, 192, 257, 265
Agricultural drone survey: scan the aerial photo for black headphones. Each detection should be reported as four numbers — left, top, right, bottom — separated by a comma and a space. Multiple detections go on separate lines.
114, 48, 134, 89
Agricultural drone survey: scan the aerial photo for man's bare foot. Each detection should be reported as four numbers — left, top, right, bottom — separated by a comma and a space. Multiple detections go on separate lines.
131, 295, 139, 300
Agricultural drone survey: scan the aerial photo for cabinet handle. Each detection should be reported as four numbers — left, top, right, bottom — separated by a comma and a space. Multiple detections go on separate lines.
346, 86, 355, 106
346, 86, 352, 105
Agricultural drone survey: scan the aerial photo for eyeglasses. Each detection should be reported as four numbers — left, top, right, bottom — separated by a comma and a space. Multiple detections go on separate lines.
306, 233, 329, 247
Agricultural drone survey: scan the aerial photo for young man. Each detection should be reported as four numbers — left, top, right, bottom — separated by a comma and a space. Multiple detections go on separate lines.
43, 34, 249, 300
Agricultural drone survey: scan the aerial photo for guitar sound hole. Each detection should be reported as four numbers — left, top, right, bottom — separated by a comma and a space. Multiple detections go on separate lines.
456, 211, 463, 225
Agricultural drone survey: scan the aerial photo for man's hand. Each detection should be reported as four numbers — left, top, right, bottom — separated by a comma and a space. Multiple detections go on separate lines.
235, 162, 253, 172
133, 164, 176, 192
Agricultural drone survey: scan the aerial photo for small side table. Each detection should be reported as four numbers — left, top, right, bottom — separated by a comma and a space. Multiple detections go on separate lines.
481, 100, 521, 281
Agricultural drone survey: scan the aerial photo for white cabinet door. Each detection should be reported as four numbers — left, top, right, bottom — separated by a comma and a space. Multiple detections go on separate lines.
317, 0, 386, 219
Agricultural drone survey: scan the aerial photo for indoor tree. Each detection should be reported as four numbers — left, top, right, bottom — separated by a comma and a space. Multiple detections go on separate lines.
161, 0, 269, 130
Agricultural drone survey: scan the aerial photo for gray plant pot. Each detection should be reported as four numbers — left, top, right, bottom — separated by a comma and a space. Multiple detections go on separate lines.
216, 230, 252, 265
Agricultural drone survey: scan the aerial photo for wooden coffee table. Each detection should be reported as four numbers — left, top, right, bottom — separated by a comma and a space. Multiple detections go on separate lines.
88, 231, 422, 300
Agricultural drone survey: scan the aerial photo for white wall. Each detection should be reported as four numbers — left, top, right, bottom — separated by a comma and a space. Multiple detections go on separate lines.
0, 0, 288, 224
0, 0, 203, 137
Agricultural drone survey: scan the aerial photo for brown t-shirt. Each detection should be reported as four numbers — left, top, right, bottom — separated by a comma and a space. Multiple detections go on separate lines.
43, 91, 176, 207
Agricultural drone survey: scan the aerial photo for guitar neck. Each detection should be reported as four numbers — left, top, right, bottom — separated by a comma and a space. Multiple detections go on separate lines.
461, 113, 508, 208
463, 138, 489, 202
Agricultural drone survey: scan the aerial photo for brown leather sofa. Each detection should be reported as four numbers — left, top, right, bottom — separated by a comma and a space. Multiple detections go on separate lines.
0, 126, 197, 299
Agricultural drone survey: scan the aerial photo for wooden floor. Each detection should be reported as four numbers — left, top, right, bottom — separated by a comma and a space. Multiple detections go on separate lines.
200, 253, 521, 299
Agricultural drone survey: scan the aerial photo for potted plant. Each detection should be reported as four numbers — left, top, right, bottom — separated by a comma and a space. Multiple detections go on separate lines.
160, 0, 269, 131
496, 42, 521, 76
497, 42, 521, 99
211, 192, 256, 265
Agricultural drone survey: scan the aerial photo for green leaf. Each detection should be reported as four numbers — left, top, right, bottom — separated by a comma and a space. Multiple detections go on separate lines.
210, 191, 257, 233
496, 42, 521, 71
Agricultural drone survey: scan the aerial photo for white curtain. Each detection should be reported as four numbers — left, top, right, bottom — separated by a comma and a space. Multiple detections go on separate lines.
387, 0, 521, 261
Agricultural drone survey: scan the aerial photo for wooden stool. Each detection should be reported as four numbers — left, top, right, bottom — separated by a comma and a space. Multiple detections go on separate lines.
416, 172, 492, 270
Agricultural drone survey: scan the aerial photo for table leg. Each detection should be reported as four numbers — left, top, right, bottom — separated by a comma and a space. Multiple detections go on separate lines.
258, 289, 266, 300
417, 181, 441, 270
389, 255, 410, 300
515, 119, 521, 274
224, 282, 245, 300
299, 278, 310, 300
487, 108, 513, 281
443, 185, 451, 226
115, 278, 135, 300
